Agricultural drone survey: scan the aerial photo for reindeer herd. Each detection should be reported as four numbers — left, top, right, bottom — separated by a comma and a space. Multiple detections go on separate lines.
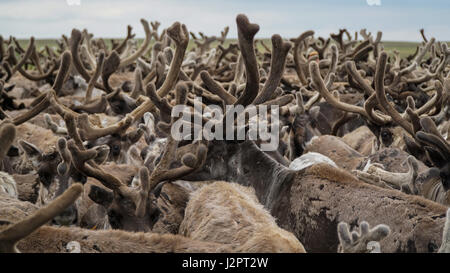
0, 14, 449, 253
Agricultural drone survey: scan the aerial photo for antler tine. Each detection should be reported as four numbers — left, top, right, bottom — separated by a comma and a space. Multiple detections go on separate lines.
112, 25, 135, 54
233, 14, 260, 107
62, 111, 133, 198
70, 29, 94, 85
414, 37, 435, 66
10, 36, 35, 75
150, 82, 208, 188
56, 138, 72, 176
135, 167, 151, 218
1, 62, 12, 82
417, 117, 450, 154
44, 114, 67, 134
119, 19, 152, 69
363, 93, 392, 125
345, 60, 375, 96
130, 67, 144, 99
52, 51, 72, 94
145, 82, 173, 123
261, 94, 294, 107
352, 44, 373, 62
420, 28, 428, 43
253, 34, 292, 105
77, 113, 133, 141
200, 71, 237, 105
67, 139, 125, 191
85, 51, 105, 103
310, 61, 373, 120
11, 91, 52, 126
338, 221, 391, 253
8, 48, 72, 125
159, 22, 189, 97
101, 51, 121, 94
415, 80, 443, 116
150, 137, 208, 189
374, 52, 414, 136
324, 44, 338, 83
80, 44, 96, 72
117, 21, 189, 126
0, 184, 82, 253
291, 30, 314, 85
17, 58, 57, 82
30, 43, 44, 74
405, 97, 422, 134
61, 112, 84, 150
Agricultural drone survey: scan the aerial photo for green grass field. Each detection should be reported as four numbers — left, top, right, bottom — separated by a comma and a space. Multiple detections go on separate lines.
15, 38, 448, 59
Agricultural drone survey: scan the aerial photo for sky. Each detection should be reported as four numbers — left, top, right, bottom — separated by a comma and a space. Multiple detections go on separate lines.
0, 0, 448, 41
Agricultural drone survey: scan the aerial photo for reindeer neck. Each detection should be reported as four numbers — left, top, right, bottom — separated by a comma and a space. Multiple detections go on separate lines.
191, 140, 295, 210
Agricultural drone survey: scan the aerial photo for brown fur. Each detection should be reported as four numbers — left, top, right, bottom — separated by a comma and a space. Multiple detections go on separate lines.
0, 190, 233, 253
14, 226, 231, 253
152, 182, 191, 234
12, 173, 39, 203
272, 163, 448, 252
342, 125, 376, 156
14, 122, 59, 154
305, 135, 365, 171
0, 191, 232, 253
180, 181, 306, 253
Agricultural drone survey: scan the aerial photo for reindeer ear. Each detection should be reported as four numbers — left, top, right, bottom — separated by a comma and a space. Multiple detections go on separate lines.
425, 146, 446, 168
403, 134, 424, 159
93, 145, 110, 165
19, 140, 42, 168
88, 185, 113, 207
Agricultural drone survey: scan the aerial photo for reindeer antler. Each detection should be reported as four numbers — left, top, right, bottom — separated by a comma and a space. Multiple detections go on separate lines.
0, 184, 83, 253
233, 14, 260, 107
337, 221, 391, 253
118, 19, 152, 69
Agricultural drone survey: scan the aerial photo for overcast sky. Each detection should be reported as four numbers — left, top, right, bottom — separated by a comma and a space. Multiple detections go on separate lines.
0, 0, 448, 41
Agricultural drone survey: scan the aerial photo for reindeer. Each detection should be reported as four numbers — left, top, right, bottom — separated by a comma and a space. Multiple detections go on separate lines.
0, 184, 231, 253
180, 181, 306, 253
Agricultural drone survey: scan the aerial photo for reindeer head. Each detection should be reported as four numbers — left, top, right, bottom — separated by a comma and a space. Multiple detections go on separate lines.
18, 138, 89, 225
0, 184, 82, 253
416, 117, 450, 191
65, 82, 207, 232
